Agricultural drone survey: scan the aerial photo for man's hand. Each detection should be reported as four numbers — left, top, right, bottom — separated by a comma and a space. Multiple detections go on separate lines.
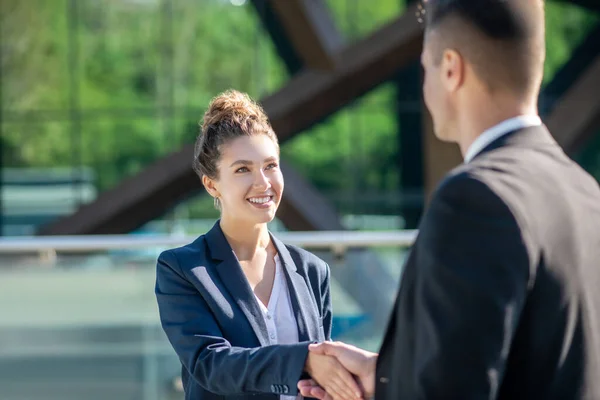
299, 342, 378, 399
304, 350, 363, 400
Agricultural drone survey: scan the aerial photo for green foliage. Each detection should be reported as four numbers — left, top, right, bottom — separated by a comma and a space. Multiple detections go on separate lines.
1, 0, 598, 220
282, 85, 399, 193
325, 0, 404, 40
1, 0, 287, 192
544, 2, 599, 83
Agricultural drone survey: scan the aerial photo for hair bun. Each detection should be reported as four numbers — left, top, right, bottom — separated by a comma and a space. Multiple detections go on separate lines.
201, 90, 269, 135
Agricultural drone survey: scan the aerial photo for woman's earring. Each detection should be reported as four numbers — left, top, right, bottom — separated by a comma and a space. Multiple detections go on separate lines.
213, 197, 220, 210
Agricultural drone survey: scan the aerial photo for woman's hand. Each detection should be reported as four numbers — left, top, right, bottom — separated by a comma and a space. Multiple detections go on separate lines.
300, 342, 377, 399
304, 351, 363, 400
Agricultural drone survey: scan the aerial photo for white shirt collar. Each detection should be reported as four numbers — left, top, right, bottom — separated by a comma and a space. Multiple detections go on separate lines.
464, 115, 542, 163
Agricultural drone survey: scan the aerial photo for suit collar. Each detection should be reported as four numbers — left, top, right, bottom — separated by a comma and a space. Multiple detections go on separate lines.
470, 124, 558, 162
205, 221, 270, 346
270, 235, 320, 342
464, 115, 542, 163
204, 220, 234, 261
205, 221, 320, 343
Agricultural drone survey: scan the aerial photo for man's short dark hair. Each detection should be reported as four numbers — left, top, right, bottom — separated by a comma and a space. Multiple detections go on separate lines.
422, 0, 545, 95
425, 0, 536, 40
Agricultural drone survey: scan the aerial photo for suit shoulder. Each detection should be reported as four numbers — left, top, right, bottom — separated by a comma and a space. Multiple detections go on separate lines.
436, 158, 526, 203
431, 166, 521, 222
435, 165, 497, 199
157, 235, 209, 269
431, 163, 532, 244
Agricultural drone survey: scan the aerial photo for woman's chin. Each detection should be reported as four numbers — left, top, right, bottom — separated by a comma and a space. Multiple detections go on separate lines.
234, 208, 276, 225
257, 211, 276, 224
253, 208, 277, 224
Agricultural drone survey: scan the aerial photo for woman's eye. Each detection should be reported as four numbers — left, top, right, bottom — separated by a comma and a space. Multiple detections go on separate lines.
236, 167, 249, 173
266, 163, 278, 170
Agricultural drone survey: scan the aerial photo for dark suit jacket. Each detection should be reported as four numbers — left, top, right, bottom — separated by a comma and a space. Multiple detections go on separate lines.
376, 125, 600, 399
155, 221, 331, 400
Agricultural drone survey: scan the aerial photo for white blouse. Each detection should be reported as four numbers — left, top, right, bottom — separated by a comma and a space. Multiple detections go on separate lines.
254, 254, 302, 400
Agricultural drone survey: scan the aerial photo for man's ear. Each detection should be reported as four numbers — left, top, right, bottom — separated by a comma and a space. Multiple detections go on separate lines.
441, 48, 465, 92
202, 175, 220, 198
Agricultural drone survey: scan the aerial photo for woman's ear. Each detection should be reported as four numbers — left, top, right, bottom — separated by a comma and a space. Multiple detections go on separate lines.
202, 175, 220, 198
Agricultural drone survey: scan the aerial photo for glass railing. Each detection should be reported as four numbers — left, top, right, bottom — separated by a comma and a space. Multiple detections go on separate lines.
0, 231, 415, 399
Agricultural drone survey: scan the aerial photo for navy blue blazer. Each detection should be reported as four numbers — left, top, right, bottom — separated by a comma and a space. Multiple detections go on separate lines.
155, 221, 332, 400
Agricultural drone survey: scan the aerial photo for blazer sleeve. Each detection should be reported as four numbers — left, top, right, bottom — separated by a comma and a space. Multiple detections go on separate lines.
155, 250, 311, 396
321, 262, 333, 341
411, 173, 531, 399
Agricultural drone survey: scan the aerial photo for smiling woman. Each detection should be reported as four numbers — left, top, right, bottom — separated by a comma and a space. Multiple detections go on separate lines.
155, 90, 362, 400
194, 91, 283, 226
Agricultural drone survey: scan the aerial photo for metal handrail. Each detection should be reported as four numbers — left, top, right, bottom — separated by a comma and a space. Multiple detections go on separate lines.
0, 230, 418, 253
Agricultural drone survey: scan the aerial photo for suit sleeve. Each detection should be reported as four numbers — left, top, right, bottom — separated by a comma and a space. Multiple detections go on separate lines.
412, 173, 531, 399
321, 263, 333, 341
155, 250, 310, 396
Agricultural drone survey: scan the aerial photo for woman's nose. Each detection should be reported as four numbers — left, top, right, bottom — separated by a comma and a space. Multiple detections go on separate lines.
253, 170, 269, 189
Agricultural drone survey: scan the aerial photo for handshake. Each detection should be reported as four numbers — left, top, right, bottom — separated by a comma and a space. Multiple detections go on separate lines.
301, 341, 378, 400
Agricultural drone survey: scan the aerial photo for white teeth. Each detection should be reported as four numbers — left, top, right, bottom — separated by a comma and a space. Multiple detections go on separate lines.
248, 196, 271, 204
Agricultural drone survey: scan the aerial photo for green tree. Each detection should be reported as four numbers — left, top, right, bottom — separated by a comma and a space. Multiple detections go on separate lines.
1, 0, 598, 219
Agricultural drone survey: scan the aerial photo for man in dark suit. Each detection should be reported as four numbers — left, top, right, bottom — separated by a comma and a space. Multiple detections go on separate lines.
299, 0, 600, 398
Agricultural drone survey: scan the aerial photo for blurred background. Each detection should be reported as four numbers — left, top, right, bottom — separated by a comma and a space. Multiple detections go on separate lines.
0, 0, 598, 398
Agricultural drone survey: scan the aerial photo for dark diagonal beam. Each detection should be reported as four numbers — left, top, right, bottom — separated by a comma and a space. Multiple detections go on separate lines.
38, 146, 199, 235
268, 0, 344, 71
277, 162, 344, 231
39, 6, 422, 236
252, 0, 344, 72
546, 54, 600, 154
250, 0, 304, 74
540, 23, 600, 116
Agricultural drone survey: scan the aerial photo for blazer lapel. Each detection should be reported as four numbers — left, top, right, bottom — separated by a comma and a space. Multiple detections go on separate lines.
271, 235, 321, 342
205, 221, 270, 346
